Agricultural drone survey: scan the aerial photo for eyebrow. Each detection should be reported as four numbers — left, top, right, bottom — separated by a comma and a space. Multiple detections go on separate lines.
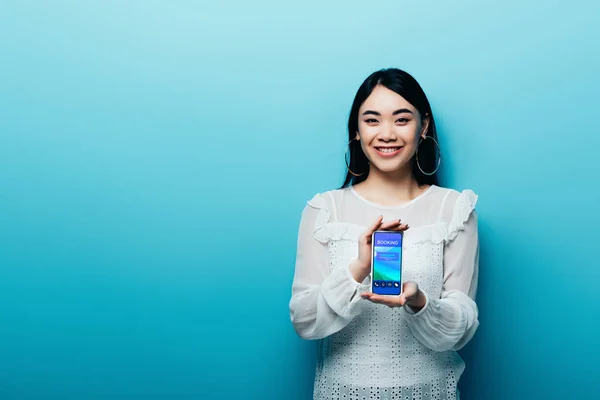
362, 108, 413, 116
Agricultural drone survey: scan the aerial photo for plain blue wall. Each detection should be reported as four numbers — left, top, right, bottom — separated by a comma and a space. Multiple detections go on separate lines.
1, 1, 599, 399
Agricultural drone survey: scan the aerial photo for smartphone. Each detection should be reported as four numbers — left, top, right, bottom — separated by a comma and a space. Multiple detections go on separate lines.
371, 230, 403, 295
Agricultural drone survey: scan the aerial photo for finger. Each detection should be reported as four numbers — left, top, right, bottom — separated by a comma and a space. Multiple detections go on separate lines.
397, 294, 408, 305
361, 293, 380, 302
400, 282, 419, 305
380, 221, 409, 232
380, 219, 402, 230
402, 281, 418, 296
369, 215, 383, 230
361, 293, 382, 304
387, 223, 410, 232
361, 215, 384, 240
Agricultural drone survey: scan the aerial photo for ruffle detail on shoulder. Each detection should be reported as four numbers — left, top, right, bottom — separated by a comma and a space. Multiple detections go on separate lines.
446, 189, 478, 242
307, 193, 331, 243
318, 222, 364, 243
306, 189, 477, 245
406, 189, 478, 245
307, 193, 364, 243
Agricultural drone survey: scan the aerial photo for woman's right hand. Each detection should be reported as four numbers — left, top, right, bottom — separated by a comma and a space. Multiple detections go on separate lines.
349, 215, 409, 283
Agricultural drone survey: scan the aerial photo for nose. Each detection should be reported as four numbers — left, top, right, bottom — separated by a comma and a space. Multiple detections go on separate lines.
378, 122, 395, 141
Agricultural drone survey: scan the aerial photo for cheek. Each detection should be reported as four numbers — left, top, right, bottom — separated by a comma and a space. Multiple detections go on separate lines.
360, 141, 372, 157
407, 136, 421, 149
358, 126, 378, 143
399, 127, 421, 147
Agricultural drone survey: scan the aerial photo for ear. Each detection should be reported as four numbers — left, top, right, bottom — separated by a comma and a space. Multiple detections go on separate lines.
355, 132, 360, 141
421, 114, 430, 139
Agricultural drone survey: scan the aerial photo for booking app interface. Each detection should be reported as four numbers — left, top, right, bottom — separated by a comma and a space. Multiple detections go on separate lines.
372, 231, 402, 295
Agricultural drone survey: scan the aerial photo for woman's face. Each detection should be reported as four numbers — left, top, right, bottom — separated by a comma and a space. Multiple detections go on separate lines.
356, 85, 428, 175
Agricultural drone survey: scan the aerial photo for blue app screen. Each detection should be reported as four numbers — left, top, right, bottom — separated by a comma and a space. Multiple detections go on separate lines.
372, 231, 402, 295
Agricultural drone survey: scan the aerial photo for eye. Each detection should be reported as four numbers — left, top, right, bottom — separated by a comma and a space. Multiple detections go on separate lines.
365, 118, 379, 124
396, 118, 409, 124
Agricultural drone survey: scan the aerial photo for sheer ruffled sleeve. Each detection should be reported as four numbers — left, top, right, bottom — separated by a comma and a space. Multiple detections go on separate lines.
289, 193, 369, 340
403, 190, 480, 352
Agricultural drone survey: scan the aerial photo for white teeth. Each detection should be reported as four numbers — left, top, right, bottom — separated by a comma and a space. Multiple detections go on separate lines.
377, 147, 400, 153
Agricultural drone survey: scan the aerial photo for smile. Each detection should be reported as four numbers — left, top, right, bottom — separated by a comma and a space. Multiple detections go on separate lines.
375, 147, 403, 157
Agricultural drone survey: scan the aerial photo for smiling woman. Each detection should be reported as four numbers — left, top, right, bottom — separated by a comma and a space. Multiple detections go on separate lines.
289, 68, 478, 400
342, 69, 441, 188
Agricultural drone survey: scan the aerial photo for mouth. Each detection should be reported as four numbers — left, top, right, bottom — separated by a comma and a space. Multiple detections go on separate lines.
374, 146, 403, 157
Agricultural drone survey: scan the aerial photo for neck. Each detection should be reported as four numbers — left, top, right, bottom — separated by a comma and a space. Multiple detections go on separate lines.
355, 165, 430, 206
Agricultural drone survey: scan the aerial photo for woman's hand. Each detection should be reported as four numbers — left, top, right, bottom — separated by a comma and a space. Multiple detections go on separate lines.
348, 215, 409, 283
361, 281, 426, 312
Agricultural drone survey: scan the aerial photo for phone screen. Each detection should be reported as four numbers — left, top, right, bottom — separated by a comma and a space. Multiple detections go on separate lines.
371, 231, 403, 295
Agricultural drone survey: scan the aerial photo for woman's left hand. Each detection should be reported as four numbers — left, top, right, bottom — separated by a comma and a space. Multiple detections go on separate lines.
361, 281, 425, 311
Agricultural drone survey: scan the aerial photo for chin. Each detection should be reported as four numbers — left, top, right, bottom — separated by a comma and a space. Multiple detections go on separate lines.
367, 155, 406, 171
371, 162, 408, 173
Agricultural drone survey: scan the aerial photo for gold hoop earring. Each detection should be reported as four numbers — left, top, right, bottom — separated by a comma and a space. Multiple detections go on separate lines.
345, 138, 368, 177
416, 136, 442, 176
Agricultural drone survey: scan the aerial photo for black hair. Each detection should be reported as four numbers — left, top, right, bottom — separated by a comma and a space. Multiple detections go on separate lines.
341, 68, 440, 188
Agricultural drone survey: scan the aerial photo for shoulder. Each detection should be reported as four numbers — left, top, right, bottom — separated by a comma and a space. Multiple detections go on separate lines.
300, 188, 350, 243
305, 188, 349, 210
434, 186, 478, 210
434, 186, 479, 241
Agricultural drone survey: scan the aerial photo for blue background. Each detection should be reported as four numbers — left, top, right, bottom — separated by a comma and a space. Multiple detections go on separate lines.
1, 1, 599, 399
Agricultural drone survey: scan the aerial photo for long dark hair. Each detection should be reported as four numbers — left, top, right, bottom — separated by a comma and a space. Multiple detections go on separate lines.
341, 68, 440, 188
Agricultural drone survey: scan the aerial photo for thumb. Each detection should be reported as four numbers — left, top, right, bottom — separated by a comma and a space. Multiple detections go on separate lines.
402, 281, 418, 298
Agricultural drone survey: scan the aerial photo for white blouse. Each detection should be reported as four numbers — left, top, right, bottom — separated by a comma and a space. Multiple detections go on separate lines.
289, 184, 479, 400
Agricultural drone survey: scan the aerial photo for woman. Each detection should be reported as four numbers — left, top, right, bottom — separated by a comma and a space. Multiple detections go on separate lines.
289, 68, 479, 400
